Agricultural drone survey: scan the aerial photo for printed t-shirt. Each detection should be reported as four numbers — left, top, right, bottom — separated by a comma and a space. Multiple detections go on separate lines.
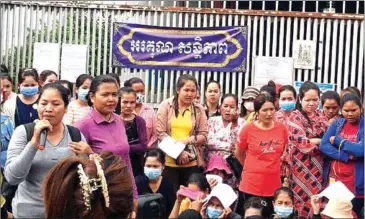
237, 122, 288, 197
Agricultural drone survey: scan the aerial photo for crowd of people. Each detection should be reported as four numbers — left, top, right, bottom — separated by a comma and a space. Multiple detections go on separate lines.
0, 64, 363, 219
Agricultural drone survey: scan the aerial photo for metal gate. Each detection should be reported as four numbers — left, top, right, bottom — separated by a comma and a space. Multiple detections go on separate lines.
1, 1, 364, 107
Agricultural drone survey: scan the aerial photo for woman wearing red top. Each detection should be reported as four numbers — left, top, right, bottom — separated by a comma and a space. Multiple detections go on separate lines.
235, 94, 288, 216
320, 93, 364, 217
287, 81, 328, 218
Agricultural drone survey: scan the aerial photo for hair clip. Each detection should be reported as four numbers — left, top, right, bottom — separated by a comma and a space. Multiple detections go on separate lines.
90, 154, 110, 208
77, 155, 110, 211
77, 164, 92, 210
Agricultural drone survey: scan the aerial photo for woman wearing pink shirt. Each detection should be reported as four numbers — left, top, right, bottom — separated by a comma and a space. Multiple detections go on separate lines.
75, 75, 138, 217
124, 77, 158, 148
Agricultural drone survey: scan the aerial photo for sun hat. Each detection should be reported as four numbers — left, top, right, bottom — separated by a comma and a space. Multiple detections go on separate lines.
204, 183, 237, 209
205, 155, 232, 175
322, 199, 353, 219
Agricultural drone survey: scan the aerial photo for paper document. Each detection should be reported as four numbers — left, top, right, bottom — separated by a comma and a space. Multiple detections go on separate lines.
318, 181, 355, 201
158, 136, 185, 159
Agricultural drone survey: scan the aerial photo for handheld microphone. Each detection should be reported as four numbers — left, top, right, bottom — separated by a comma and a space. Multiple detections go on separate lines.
34, 119, 47, 150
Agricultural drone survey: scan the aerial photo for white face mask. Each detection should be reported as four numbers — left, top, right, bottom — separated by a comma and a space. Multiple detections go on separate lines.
244, 101, 254, 112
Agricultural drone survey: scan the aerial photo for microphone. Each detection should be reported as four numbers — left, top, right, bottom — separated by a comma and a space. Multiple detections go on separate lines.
34, 119, 47, 150
39, 129, 47, 150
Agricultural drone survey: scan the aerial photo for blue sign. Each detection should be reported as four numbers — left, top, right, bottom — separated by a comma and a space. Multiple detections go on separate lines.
112, 23, 248, 72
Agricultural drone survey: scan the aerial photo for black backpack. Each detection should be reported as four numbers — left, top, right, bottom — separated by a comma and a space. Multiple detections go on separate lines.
23, 123, 82, 143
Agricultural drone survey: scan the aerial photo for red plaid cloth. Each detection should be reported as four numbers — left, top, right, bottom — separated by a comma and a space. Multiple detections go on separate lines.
287, 110, 328, 218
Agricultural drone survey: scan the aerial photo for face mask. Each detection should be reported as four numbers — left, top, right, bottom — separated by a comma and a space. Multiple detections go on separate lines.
206, 207, 223, 219
144, 167, 162, 180
279, 101, 296, 112
244, 101, 254, 112
78, 88, 89, 102
20, 86, 38, 97
136, 93, 145, 104
274, 206, 293, 218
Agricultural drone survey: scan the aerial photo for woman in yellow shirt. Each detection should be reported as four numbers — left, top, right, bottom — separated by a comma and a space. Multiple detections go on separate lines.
157, 74, 208, 192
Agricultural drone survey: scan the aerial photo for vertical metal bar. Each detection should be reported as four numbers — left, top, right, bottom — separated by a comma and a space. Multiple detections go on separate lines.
108, 10, 115, 73
311, 18, 318, 82
252, 15, 259, 84
213, 13, 220, 81
10, 5, 16, 76
240, 15, 246, 94
258, 16, 264, 56
163, 11, 170, 101
51, 7, 56, 43
350, 20, 359, 87
265, 16, 271, 56
69, 7, 74, 43
303, 18, 312, 81
22, 5, 29, 68
169, 11, 177, 98
145, 9, 152, 102
96, 10, 103, 75
150, 10, 159, 103
27, 5, 34, 66
46, 6, 51, 43
330, 19, 338, 85
272, 16, 278, 57
40, 6, 45, 43
103, 9, 109, 75
91, 9, 97, 76
323, 19, 331, 83
279, 17, 285, 57
157, 10, 164, 104
63, 7, 68, 44
228, 13, 235, 94
221, 13, 228, 94
0, 5, 5, 65
357, 21, 364, 92
342, 1, 346, 13
80, 9, 85, 44
5, 5, 10, 73
75, 8, 79, 44
35, 5, 40, 43
86, 8, 91, 47
206, 12, 212, 83
317, 19, 325, 83
356, 1, 359, 14
57, 7, 63, 43
337, 19, 345, 92
297, 18, 305, 82
343, 20, 352, 88
15, 6, 22, 75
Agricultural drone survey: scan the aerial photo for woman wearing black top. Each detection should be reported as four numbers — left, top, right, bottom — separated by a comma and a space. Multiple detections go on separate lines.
136, 148, 176, 217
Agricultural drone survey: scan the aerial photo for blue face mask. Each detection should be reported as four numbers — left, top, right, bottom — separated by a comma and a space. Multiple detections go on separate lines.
206, 207, 223, 219
20, 86, 39, 97
78, 88, 89, 102
279, 101, 296, 112
144, 167, 162, 180
274, 206, 293, 218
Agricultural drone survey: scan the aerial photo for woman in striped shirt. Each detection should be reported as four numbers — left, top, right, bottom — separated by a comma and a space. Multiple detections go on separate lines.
63, 74, 93, 125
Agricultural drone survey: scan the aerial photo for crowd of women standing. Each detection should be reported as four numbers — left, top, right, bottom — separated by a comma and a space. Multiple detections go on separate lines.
0, 64, 363, 219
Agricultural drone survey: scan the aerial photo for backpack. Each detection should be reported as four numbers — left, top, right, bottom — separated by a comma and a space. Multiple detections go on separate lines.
23, 123, 82, 143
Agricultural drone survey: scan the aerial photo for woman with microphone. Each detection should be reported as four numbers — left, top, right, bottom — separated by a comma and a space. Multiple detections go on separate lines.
4, 83, 90, 218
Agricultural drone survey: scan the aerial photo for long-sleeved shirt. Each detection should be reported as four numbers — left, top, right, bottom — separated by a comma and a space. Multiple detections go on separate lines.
136, 103, 157, 148
75, 108, 138, 199
4, 124, 83, 218
1, 113, 14, 168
